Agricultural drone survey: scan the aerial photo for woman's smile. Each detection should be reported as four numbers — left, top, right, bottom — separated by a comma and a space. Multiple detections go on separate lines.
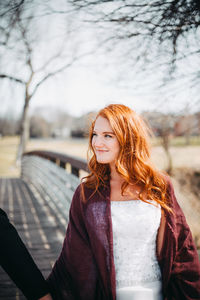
95, 149, 109, 152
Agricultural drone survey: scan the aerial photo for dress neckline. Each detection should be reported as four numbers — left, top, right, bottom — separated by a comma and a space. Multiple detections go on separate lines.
111, 199, 140, 203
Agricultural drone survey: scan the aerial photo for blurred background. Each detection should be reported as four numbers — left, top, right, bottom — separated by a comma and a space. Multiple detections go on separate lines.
0, 1, 200, 247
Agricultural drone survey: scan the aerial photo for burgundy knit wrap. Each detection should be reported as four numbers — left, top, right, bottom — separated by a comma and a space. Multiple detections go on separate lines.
47, 180, 200, 300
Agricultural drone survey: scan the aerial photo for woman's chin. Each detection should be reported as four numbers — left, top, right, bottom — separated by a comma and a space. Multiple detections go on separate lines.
96, 158, 109, 164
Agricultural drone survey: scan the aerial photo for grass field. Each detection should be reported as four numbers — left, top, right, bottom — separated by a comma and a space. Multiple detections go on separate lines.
0, 136, 20, 177
0, 136, 200, 177
153, 136, 200, 146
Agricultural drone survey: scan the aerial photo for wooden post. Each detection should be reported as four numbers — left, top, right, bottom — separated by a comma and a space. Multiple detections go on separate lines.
71, 166, 79, 177
60, 161, 66, 169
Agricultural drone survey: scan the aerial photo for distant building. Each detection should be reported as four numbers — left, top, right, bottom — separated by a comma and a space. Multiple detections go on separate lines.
52, 127, 71, 138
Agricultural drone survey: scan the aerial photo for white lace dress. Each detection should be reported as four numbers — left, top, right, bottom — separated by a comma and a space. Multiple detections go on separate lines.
111, 200, 163, 300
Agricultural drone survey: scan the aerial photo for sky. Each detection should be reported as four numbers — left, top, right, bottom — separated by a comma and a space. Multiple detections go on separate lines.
3, 48, 196, 120
0, 1, 199, 119
18, 60, 200, 118
1, 57, 197, 120
1, 50, 168, 118
30, 65, 161, 117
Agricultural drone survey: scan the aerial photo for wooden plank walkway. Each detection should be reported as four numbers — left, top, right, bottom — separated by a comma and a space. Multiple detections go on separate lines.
0, 178, 67, 300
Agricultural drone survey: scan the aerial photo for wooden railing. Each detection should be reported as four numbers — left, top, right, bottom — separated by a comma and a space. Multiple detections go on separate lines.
23, 150, 88, 177
21, 151, 89, 227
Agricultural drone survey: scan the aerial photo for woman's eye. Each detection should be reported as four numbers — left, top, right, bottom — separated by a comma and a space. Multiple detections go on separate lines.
92, 133, 97, 137
105, 134, 112, 138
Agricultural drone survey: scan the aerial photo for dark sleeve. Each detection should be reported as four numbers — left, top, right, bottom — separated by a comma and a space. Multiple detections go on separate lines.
47, 185, 98, 300
0, 208, 49, 300
166, 182, 200, 300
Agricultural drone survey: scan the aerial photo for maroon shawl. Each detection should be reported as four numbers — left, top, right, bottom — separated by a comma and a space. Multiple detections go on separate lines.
47, 179, 200, 300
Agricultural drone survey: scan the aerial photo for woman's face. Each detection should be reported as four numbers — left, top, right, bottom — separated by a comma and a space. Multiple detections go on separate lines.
92, 116, 120, 165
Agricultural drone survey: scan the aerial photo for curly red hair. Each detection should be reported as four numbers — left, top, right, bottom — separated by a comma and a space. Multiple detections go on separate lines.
82, 104, 171, 212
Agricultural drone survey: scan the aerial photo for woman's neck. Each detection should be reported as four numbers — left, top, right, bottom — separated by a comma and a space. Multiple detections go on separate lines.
109, 163, 124, 184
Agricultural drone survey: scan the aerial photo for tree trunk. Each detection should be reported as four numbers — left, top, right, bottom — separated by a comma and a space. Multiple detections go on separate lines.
185, 130, 191, 145
164, 146, 173, 175
185, 117, 191, 145
161, 131, 173, 175
16, 95, 31, 166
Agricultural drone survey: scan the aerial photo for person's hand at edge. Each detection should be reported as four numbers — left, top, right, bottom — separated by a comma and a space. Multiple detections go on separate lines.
39, 293, 53, 300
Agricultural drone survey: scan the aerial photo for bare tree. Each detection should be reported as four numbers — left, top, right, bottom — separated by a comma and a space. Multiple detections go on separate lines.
30, 115, 51, 138
66, 0, 200, 174
0, 117, 19, 136
174, 108, 200, 145
143, 111, 175, 173
0, 1, 83, 164
159, 126, 173, 175
0, 0, 25, 47
69, 0, 200, 58
66, 0, 200, 102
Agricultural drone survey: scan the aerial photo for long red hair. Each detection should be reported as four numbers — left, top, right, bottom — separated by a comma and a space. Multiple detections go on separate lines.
82, 104, 171, 211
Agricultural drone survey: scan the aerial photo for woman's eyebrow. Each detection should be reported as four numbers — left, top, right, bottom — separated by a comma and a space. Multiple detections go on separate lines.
93, 130, 114, 134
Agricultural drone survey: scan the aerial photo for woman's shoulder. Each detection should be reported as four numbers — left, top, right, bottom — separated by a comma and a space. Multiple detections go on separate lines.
160, 173, 176, 205
163, 175, 179, 208
73, 182, 95, 197
72, 182, 108, 207
72, 183, 98, 204
162, 175, 190, 228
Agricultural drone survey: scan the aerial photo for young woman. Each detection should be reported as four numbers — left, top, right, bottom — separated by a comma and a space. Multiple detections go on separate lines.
47, 104, 200, 300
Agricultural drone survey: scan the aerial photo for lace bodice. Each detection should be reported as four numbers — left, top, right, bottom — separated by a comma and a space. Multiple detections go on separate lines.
111, 200, 162, 289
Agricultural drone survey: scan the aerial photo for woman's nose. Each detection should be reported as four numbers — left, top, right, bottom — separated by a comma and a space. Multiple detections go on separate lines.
94, 136, 104, 148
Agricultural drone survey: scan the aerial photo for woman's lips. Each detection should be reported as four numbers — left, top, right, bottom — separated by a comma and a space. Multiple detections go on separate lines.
95, 149, 108, 153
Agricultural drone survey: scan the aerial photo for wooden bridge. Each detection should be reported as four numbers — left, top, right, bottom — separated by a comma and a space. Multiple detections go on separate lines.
1, 151, 200, 299
0, 151, 88, 300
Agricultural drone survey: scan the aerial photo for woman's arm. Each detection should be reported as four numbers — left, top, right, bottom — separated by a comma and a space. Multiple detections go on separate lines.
47, 185, 98, 300
160, 180, 200, 299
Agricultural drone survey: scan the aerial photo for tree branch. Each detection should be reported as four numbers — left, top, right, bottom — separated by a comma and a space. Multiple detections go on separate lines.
0, 0, 25, 18
0, 74, 26, 84
30, 49, 94, 98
